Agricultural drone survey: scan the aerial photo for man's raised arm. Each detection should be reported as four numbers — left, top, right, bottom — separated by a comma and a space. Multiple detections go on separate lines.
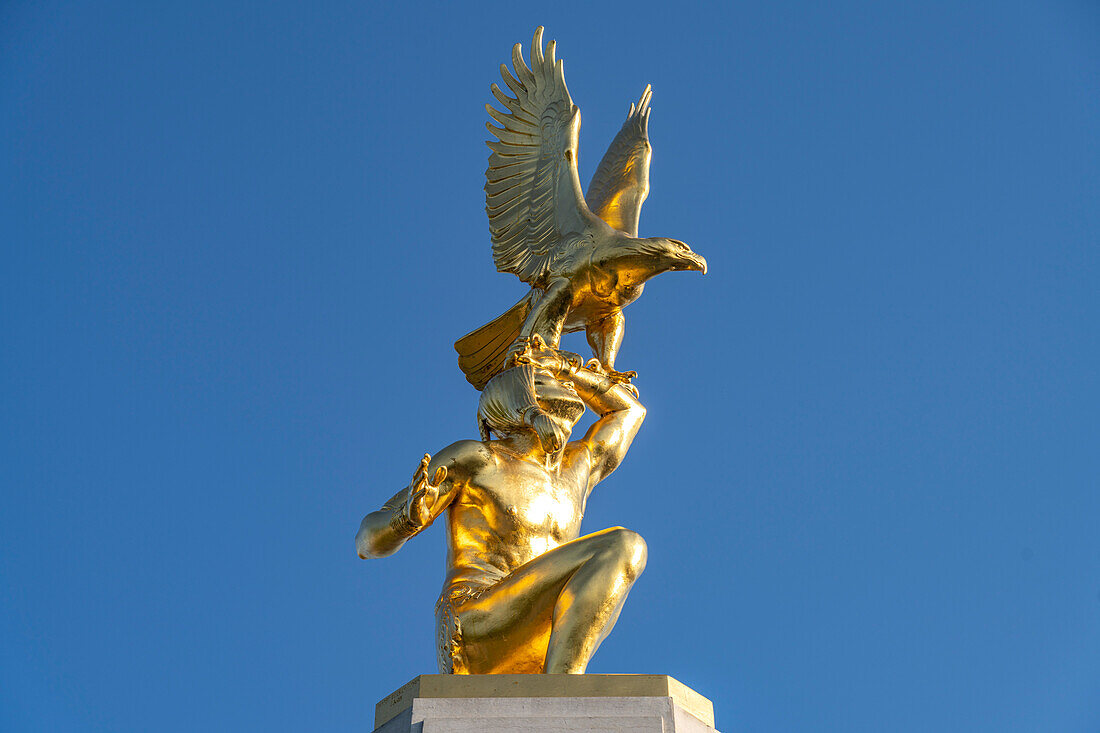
516, 341, 646, 487
567, 366, 646, 487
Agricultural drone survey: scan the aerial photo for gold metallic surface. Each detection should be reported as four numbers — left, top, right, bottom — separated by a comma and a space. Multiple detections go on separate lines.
455, 27, 705, 390
374, 675, 715, 729
358, 339, 646, 674
355, 27, 706, 676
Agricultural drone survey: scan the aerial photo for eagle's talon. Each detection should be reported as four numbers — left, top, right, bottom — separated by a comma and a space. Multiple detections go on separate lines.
606, 369, 638, 384
583, 360, 637, 385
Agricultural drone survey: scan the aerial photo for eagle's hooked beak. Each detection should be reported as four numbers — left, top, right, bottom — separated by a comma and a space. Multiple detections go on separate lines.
683, 251, 708, 275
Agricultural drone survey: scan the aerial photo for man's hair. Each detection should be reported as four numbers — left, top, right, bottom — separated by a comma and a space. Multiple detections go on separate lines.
478, 365, 539, 441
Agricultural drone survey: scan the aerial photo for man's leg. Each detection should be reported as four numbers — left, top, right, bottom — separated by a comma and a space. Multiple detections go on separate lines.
456, 526, 647, 674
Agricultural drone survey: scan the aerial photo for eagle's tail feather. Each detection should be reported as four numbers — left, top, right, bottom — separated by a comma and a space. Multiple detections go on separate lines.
455, 294, 531, 390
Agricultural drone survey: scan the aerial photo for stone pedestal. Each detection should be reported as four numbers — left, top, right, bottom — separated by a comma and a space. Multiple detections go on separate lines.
371, 674, 720, 733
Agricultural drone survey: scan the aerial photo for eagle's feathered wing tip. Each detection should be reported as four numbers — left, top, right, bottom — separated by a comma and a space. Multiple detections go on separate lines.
454, 294, 531, 390
483, 26, 588, 286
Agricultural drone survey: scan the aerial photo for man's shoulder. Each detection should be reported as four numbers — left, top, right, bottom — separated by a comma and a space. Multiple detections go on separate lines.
436, 439, 494, 471
563, 439, 593, 459
561, 440, 595, 472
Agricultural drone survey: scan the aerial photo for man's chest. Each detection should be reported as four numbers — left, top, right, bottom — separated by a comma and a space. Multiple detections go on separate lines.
464, 463, 587, 540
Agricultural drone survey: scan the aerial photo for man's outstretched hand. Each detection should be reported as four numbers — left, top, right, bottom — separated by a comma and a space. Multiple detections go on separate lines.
404, 454, 447, 528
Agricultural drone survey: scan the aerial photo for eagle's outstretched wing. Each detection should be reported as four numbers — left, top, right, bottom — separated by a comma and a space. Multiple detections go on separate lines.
585, 85, 652, 237
485, 27, 594, 286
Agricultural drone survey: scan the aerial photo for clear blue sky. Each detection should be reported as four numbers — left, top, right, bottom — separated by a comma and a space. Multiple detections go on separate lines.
2, 1, 1097, 731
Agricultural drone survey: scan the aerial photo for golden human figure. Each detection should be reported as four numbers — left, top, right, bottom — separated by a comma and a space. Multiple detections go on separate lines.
356, 339, 647, 674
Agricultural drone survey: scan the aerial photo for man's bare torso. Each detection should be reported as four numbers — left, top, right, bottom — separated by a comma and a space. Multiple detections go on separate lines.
441, 440, 593, 595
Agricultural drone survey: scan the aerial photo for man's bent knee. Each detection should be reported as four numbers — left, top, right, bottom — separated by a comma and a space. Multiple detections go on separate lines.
604, 527, 648, 581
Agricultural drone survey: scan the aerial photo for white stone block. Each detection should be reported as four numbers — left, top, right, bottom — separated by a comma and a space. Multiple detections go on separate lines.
370, 675, 721, 733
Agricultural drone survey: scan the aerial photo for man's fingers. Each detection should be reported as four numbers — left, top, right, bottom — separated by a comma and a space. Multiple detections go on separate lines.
407, 461, 446, 526
560, 350, 583, 368
419, 481, 442, 524
411, 453, 432, 483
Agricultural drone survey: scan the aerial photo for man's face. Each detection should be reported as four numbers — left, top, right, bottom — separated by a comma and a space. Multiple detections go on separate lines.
532, 368, 586, 432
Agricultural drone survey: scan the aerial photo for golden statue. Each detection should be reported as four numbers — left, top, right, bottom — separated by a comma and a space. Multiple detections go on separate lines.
454, 27, 706, 390
357, 337, 647, 674
355, 28, 706, 676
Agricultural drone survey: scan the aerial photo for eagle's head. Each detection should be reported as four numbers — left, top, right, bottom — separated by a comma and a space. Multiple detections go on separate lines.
655, 238, 708, 274
607, 236, 707, 286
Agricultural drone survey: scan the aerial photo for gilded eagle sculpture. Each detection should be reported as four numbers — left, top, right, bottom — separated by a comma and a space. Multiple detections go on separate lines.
454, 27, 707, 390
